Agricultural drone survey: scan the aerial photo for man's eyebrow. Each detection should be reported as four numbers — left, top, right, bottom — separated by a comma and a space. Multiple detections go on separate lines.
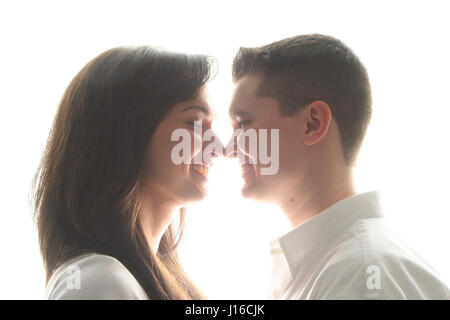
182, 105, 210, 116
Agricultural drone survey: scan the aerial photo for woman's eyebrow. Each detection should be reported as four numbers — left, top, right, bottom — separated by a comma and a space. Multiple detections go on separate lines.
182, 105, 210, 115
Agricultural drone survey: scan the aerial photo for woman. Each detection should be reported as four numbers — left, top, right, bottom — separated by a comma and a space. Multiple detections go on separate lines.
32, 46, 218, 299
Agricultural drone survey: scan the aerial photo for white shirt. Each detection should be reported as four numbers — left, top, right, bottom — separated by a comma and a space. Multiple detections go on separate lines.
269, 191, 450, 299
45, 253, 149, 300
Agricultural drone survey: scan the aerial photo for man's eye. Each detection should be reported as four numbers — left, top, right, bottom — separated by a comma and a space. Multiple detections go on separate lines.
237, 120, 251, 128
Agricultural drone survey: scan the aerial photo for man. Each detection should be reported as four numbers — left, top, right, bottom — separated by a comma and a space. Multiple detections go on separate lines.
227, 34, 449, 299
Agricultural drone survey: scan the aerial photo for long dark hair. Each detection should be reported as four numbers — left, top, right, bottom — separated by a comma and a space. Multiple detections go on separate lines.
32, 46, 215, 299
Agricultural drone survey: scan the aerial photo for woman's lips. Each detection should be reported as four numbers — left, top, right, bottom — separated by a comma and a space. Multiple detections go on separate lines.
190, 164, 209, 182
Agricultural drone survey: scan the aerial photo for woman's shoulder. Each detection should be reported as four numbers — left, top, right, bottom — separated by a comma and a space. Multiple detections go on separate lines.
45, 253, 149, 300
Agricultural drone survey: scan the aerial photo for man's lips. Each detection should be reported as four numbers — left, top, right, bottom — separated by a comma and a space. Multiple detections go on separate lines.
241, 163, 255, 178
240, 163, 255, 188
241, 163, 254, 172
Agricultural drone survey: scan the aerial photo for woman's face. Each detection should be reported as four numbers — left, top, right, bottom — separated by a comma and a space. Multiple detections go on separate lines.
142, 86, 218, 206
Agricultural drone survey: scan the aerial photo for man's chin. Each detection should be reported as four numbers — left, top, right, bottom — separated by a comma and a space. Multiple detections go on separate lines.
241, 181, 263, 200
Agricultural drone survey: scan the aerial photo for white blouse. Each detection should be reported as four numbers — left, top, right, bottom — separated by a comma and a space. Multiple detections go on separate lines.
45, 253, 149, 300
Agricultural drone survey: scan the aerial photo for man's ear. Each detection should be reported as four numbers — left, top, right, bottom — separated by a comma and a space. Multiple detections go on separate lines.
303, 100, 332, 146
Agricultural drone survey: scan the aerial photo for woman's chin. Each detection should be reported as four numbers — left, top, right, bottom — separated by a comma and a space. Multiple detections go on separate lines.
182, 181, 208, 203
187, 170, 209, 199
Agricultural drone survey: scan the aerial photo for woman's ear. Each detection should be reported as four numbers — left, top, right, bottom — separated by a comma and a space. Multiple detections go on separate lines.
303, 100, 332, 146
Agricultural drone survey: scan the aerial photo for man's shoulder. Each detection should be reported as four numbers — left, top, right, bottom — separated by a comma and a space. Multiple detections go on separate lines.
313, 219, 449, 299
325, 217, 425, 265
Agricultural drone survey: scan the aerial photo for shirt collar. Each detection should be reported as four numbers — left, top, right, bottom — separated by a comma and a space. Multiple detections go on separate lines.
270, 191, 384, 277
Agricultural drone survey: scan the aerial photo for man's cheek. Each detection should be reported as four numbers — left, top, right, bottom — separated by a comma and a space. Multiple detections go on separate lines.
279, 138, 298, 172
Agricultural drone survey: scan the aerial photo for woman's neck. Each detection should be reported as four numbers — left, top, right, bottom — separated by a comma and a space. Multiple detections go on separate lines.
139, 192, 179, 253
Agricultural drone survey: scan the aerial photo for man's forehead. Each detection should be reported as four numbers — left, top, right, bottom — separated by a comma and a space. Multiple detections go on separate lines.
229, 74, 262, 117
234, 73, 263, 93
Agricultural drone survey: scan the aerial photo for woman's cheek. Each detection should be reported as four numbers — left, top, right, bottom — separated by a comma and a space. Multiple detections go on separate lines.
191, 128, 203, 163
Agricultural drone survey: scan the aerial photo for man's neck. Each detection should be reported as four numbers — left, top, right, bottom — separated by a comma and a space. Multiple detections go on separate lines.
281, 169, 357, 229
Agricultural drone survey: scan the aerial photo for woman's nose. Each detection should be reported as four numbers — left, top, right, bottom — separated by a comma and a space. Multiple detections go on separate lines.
202, 131, 224, 165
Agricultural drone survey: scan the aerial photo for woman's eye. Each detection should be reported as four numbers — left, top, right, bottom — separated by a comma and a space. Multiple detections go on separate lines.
186, 120, 203, 128
186, 120, 201, 127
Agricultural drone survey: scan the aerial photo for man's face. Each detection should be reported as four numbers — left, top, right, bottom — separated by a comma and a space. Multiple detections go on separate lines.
228, 73, 306, 204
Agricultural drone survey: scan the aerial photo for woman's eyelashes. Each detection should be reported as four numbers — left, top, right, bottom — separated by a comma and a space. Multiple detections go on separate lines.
186, 120, 203, 128
185, 119, 213, 131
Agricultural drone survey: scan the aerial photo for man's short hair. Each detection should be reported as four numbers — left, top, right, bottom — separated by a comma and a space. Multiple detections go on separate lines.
232, 34, 372, 166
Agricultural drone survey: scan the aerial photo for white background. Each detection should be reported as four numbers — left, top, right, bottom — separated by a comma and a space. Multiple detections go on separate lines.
0, 0, 449, 299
